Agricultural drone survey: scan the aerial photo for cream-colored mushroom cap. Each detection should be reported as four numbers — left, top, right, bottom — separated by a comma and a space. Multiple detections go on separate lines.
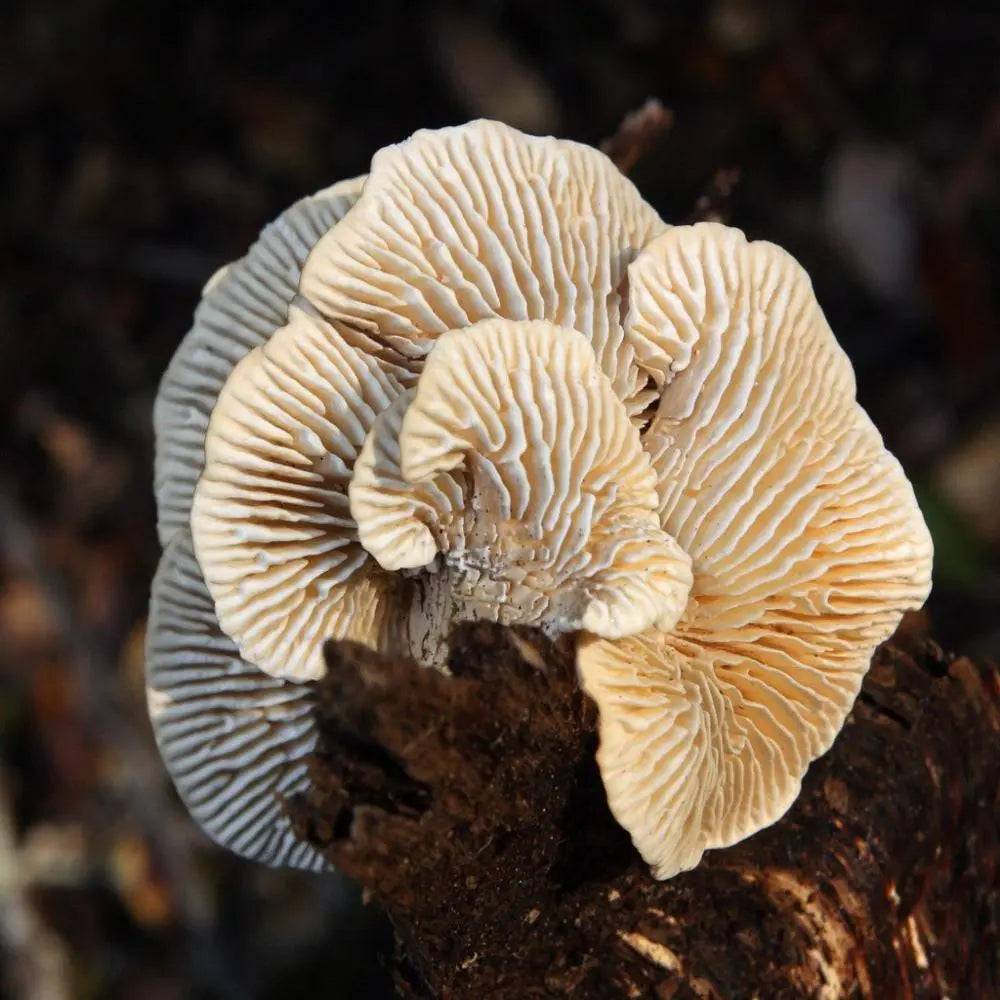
190, 304, 404, 682
147, 121, 933, 880
187, 119, 677, 682
578, 222, 933, 879
299, 119, 666, 419
349, 318, 693, 665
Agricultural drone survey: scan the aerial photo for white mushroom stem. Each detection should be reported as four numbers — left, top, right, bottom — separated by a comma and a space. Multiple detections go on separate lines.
349, 319, 694, 667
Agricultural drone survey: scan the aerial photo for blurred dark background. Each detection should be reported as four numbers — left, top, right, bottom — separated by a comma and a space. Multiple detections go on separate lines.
1, 0, 998, 997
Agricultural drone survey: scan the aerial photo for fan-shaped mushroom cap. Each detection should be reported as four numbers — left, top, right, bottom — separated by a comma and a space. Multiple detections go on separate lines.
146, 530, 325, 869
190, 304, 406, 682
299, 120, 667, 419
578, 222, 933, 878
349, 319, 693, 665
148, 122, 933, 880
153, 176, 365, 546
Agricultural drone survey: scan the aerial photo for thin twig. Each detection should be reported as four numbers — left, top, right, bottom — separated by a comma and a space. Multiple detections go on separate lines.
686, 166, 742, 224
600, 99, 674, 175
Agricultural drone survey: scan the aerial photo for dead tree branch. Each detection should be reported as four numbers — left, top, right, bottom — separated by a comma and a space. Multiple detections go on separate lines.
289, 625, 999, 999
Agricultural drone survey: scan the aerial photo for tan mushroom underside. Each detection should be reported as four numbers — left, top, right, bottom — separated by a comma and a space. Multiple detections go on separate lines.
149, 120, 934, 881
578, 223, 933, 879
350, 319, 693, 666
190, 305, 405, 682
187, 121, 682, 682
300, 119, 667, 420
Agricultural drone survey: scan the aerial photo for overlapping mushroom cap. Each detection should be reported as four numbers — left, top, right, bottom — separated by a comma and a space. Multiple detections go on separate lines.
148, 120, 933, 878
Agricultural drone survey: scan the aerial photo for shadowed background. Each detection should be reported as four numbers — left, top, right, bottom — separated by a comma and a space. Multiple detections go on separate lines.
1, 0, 998, 997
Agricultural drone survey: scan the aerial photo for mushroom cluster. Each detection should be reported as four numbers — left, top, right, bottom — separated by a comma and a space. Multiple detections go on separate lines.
147, 121, 933, 878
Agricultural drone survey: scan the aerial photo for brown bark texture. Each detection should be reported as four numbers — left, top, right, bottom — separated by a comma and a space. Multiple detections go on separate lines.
287, 624, 1000, 1000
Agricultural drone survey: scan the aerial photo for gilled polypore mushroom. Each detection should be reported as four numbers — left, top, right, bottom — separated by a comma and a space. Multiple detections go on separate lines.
147, 120, 933, 879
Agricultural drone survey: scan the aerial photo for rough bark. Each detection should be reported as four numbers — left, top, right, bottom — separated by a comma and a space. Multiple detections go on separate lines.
287, 624, 1000, 999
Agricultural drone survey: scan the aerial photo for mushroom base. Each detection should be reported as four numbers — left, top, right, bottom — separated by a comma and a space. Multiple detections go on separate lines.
403, 539, 592, 669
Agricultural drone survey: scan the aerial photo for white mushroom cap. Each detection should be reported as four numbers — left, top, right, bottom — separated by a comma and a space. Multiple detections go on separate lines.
578, 222, 933, 879
298, 119, 667, 419
146, 529, 325, 869
147, 122, 933, 879
190, 304, 405, 682
349, 319, 693, 664
153, 176, 365, 546
184, 118, 678, 683
346, 387, 454, 574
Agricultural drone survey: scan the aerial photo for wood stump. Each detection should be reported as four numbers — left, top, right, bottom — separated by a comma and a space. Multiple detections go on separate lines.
287, 623, 999, 999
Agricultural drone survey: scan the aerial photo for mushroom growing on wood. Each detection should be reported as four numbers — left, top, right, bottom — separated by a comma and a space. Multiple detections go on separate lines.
347, 318, 693, 667
148, 120, 933, 877
577, 223, 934, 877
